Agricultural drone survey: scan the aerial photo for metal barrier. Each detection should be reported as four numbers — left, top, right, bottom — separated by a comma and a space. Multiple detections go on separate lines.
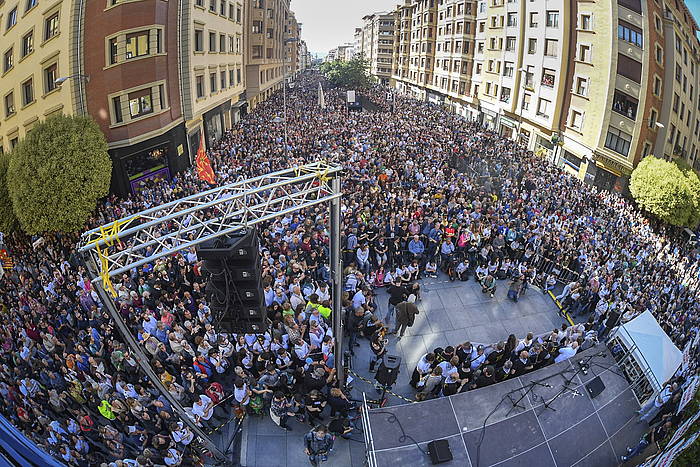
361, 393, 378, 467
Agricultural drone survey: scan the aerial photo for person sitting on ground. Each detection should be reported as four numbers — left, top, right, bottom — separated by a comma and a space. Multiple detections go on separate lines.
482, 274, 497, 298
424, 260, 438, 278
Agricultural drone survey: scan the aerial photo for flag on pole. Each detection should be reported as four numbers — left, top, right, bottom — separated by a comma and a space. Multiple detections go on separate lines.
195, 132, 216, 185
318, 82, 326, 109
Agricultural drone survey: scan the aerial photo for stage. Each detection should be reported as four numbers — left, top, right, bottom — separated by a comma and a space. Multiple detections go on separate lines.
365, 346, 648, 467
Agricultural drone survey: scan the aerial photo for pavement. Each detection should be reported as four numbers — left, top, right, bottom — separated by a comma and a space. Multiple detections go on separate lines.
240, 272, 568, 467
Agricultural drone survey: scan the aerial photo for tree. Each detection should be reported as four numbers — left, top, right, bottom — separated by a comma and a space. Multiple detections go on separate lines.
320, 55, 376, 89
7, 114, 112, 234
0, 153, 17, 234
630, 156, 700, 228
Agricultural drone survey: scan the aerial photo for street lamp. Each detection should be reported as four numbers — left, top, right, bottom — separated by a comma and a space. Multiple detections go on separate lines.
55, 74, 90, 116
279, 37, 299, 159
54, 74, 90, 86
516, 67, 528, 144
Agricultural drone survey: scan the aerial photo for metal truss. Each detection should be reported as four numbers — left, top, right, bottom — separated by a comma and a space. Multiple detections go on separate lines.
79, 161, 342, 281
77, 162, 344, 461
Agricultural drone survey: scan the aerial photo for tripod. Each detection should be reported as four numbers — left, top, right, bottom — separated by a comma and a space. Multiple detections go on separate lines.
506, 380, 552, 416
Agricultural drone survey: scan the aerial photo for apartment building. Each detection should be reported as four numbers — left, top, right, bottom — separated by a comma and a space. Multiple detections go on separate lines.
0, 0, 76, 154
385, 0, 700, 191
357, 12, 395, 85
432, 0, 477, 116
245, 0, 290, 109
391, 0, 439, 99
285, 12, 300, 78
298, 40, 310, 72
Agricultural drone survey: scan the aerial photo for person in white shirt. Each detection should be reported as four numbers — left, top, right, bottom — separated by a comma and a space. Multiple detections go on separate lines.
170, 421, 194, 445
554, 341, 578, 363
411, 352, 435, 388
638, 383, 675, 424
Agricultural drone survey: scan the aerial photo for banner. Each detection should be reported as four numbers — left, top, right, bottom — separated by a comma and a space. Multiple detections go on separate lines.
668, 409, 700, 446
652, 431, 700, 467
677, 375, 700, 415
318, 82, 326, 109
195, 132, 216, 185
347, 90, 356, 103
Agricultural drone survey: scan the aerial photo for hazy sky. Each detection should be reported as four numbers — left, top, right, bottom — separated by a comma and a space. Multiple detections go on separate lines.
292, 0, 399, 56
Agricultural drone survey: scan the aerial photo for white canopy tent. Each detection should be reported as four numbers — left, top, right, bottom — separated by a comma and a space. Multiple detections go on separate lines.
611, 310, 683, 393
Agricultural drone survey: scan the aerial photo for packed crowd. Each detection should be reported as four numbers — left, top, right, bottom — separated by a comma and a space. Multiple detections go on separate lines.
0, 70, 699, 467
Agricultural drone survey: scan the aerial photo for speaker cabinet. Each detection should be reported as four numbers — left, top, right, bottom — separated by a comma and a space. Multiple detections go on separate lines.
427, 439, 453, 464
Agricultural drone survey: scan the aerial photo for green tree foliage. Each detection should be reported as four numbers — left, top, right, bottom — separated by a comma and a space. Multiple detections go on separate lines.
7, 114, 112, 234
319, 55, 376, 89
0, 153, 17, 233
630, 156, 700, 227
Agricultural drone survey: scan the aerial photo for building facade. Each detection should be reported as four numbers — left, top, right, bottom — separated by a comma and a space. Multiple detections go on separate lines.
245, 0, 290, 109
0, 0, 78, 154
357, 12, 395, 85
384, 0, 700, 190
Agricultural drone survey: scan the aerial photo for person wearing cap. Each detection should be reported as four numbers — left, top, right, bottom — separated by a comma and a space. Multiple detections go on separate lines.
304, 424, 334, 466
393, 294, 419, 340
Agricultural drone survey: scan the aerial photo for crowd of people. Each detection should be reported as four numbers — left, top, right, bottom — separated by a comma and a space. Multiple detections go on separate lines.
0, 70, 699, 466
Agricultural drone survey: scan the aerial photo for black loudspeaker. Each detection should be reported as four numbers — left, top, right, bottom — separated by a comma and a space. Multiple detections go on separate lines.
198, 229, 265, 333
585, 376, 605, 398
375, 355, 401, 387
427, 439, 453, 464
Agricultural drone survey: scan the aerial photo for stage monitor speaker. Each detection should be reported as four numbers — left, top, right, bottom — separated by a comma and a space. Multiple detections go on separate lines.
427, 439, 453, 464
375, 354, 401, 387
585, 376, 605, 398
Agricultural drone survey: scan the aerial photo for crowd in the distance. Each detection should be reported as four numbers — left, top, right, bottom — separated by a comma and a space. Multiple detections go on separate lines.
0, 70, 699, 466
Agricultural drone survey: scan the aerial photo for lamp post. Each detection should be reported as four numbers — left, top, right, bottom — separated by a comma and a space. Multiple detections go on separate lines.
516, 67, 527, 145
278, 37, 299, 159
55, 74, 90, 116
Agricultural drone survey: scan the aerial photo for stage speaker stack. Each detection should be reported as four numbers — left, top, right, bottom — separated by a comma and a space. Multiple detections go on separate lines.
375, 355, 401, 387
197, 229, 265, 333
427, 439, 453, 464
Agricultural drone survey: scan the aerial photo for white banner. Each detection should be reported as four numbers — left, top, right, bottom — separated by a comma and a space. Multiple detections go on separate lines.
654, 431, 700, 467
677, 375, 700, 415
347, 90, 356, 103
668, 409, 700, 446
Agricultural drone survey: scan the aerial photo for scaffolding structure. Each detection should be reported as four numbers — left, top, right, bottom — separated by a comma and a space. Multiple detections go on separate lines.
78, 162, 344, 461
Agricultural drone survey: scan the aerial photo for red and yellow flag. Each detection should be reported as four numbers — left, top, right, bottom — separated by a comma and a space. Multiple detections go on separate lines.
196, 132, 216, 185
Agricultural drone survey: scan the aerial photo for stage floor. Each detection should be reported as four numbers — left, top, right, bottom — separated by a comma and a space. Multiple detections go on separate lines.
366, 346, 646, 467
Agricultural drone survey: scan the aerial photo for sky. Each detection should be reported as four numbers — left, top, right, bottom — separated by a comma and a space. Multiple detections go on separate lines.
292, 0, 398, 57
690, 0, 700, 32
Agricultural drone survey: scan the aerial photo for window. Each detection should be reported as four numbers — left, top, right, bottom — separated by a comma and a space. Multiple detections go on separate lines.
113, 96, 123, 123
642, 142, 651, 157
209, 32, 216, 52
521, 93, 531, 110
220, 70, 226, 89
570, 110, 583, 130
44, 12, 60, 41
580, 14, 592, 30
196, 0, 204, 6
653, 76, 662, 96
252, 20, 263, 33
617, 54, 642, 83
26, 0, 37, 12
6, 7, 17, 31
21, 78, 33, 106
252, 45, 262, 59
503, 61, 514, 77
209, 0, 216, 12
529, 12, 538, 28
500, 87, 511, 102
618, 0, 642, 14
22, 32, 34, 58
209, 72, 217, 93
507, 12, 517, 27
505, 36, 516, 51
194, 30, 204, 52
219, 0, 225, 15
228, 69, 234, 87
4, 92, 15, 117
546, 11, 559, 28
578, 44, 591, 62
575, 76, 588, 96
219, 34, 226, 53
649, 109, 658, 128
528, 38, 537, 54
128, 89, 153, 118
44, 63, 57, 93
655, 44, 663, 64
196, 75, 204, 98
9, 137, 18, 149
618, 20, 642, 47
236, 67, 241, 84
125, 32, 149, 59
544, 39, 558, 57
3, 49, 13, 73
612, 90, 638, 119
605, 127, 632, 156
542, 69, 555, 87
672, 93, 680, 113
236, 6, 242, 22
536, 98, 551, 116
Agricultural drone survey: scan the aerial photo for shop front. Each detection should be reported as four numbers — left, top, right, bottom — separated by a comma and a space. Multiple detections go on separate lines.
480, 108, 497, 130
499, 115, 518, 140
203, 100, 232, 149
109, 123, 189, 197
593, 154, 630, 193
